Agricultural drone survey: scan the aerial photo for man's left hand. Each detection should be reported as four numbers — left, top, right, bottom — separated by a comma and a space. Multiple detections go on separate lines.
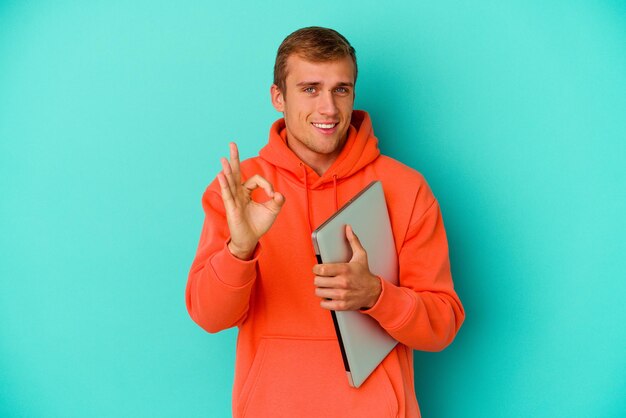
313, 225, 382, 311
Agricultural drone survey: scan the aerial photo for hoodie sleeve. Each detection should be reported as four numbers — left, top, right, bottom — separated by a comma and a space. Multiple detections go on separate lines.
362, 194, 465, 352
185, 182, 259, 334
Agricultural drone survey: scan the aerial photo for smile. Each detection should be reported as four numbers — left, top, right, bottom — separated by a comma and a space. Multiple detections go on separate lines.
312, 122, 338, 129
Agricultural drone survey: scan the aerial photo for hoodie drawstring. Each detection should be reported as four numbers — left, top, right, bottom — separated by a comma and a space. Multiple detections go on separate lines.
300, 163, 313, 232
332, 174, 339, 212
300, 165, 340, 232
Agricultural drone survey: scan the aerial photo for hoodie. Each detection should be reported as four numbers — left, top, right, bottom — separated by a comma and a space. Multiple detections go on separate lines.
186, 110, 465, 418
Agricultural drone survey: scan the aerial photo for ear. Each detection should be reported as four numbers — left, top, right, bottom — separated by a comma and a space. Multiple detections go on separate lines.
270, 84, 285, 112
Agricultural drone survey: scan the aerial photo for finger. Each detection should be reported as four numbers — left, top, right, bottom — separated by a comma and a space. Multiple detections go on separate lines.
313, 275, 348, 289
221, 157, 238, 194
243, 174, 275, 197
220, 156, 231, 176
320, 298, 350, 311
263, 191, 286, 214
314, 275, 334, 288
229, 142, 242, 184
217, 172, 236, 212
314, 287, 344, 300
312, 263, 348, 277
346, 225, 367, 263
242, 175, 285, 214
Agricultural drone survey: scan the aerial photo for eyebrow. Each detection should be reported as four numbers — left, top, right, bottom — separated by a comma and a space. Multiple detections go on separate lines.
296, 81, 354, 87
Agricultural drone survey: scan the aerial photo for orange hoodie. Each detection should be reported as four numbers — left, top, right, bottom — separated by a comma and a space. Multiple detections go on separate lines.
186, 110, 464, 418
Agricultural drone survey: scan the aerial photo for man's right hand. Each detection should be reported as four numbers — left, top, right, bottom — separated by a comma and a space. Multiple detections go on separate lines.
217, 142, 285, 260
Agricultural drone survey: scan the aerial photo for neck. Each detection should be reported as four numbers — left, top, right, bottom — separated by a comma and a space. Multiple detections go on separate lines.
286, 138, 345, 177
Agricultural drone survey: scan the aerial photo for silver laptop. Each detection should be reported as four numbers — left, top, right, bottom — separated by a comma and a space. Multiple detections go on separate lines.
311, 181, 399, 388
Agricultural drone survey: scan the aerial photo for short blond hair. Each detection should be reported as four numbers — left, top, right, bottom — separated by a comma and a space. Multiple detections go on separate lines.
273, 27, 357, 92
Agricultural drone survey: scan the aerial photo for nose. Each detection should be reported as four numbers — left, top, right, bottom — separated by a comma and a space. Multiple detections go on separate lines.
317, 91, 338, 117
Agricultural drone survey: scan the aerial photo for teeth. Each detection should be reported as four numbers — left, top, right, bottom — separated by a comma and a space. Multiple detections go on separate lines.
313, 123, 336, 129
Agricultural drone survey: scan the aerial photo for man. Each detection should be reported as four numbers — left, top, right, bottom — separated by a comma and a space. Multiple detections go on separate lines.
186, 27, 464, 417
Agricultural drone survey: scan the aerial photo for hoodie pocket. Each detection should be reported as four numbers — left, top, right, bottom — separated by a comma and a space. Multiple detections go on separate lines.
237, 337, 399, 418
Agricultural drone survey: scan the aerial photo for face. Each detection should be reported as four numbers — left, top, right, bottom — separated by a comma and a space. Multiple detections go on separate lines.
271, 54, 355, 175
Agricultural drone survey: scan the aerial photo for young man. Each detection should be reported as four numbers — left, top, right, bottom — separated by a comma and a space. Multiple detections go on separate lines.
186, 27, 464, 417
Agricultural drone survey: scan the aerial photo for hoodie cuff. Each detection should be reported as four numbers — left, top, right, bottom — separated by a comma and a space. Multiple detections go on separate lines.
360, 278, 416, 331
208, 241, 261, 288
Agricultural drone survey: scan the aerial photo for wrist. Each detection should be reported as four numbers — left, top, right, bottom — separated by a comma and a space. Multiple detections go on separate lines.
227, 241, 256, 261
364, 275, 383, 309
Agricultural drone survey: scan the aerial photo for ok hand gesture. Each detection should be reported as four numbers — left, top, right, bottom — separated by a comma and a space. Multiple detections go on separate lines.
217, 142, 285, 260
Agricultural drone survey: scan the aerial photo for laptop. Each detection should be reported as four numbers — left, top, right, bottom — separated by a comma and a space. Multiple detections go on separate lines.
311, 180, 399, 388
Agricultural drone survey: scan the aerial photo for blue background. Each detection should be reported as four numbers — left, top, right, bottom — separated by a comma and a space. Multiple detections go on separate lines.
1, 1, 624, 417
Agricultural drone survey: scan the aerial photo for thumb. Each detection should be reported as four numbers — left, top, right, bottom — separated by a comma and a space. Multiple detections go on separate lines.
346, 224, 367, 263
263, 191, 286, 214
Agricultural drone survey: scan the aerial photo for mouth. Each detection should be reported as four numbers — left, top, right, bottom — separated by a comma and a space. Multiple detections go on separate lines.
311, 122, 339, 134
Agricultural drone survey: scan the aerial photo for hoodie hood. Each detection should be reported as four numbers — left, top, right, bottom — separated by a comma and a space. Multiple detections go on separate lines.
259, 110, 380, 189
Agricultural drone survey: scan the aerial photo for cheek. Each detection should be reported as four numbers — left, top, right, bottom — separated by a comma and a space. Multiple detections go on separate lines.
338, 99, 354, 114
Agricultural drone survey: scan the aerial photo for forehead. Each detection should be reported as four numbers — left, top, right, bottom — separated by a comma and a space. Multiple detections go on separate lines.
284, 55, 355, 85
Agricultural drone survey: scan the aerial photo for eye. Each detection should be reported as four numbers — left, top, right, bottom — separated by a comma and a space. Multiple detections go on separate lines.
334, 87, 350, 95
304, 86, 316, 94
